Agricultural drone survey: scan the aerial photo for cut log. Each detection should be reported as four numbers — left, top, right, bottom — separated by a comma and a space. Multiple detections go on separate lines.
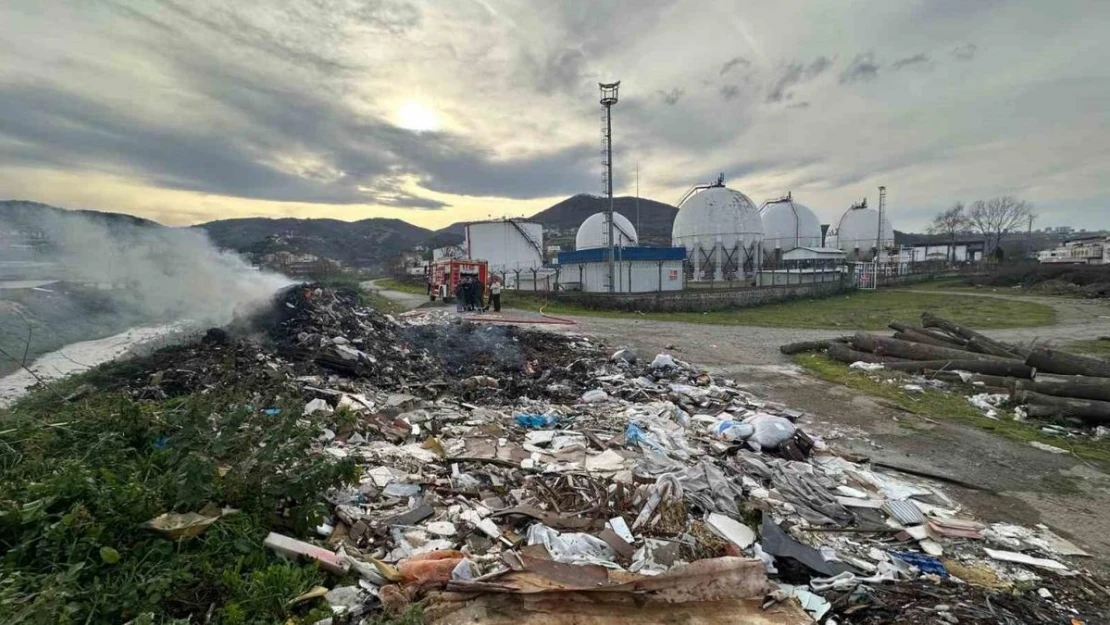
851, 333, 1020, 364
827, 342, 908, 365
1014, 389, 1110, 424
1012, 377, 1110, 403
780, 338, 849, 355
880, 360, 1034, 378
888, 322, 969, 347
921, 312, 1029, 359
1026, 348, 1110, 378
893, 330, 971, 349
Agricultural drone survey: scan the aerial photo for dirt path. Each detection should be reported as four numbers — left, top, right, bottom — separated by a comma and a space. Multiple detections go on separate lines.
361, 279, 429, 311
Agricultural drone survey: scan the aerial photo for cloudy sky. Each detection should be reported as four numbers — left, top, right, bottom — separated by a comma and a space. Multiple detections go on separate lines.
0, 0, 1107, 232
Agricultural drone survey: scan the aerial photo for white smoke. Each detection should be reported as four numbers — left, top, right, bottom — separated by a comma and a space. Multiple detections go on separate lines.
3, 206, 292, 326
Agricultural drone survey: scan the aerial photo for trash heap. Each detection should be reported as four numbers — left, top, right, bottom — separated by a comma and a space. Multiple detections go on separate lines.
107, 287, 1109, 624
783, 312, 1110, 432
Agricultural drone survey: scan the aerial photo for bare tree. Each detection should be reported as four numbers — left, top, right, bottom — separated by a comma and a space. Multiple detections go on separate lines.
967, 196, 1035, 259
927, 202, 969, 263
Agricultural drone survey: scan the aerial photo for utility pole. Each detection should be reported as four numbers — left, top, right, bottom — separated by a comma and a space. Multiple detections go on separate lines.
876, 186, 887, 260
635, 162, 641, 241
600, 81, 620, 293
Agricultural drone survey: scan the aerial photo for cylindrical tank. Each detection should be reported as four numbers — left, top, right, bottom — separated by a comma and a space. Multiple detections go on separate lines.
575, 212, 638, 250
826, 203, 895, 260
672, 184, 763, 281
759, 196, 822, 251
464, 220, 545, 275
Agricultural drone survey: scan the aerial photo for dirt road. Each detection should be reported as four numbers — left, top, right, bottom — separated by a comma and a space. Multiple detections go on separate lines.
361, 279, 430, 311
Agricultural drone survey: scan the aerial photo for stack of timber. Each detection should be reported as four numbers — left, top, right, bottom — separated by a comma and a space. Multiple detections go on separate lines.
781, 312, 1110, 424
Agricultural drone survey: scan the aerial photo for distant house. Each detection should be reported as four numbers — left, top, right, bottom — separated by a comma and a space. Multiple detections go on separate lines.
1037, 236, 1108, 265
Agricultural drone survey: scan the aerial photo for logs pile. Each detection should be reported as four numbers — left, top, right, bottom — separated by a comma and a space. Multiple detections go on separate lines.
782, 312, 1110, 425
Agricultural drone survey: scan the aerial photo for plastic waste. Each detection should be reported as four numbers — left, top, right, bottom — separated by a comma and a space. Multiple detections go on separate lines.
526, 524, 619, 567
651, 353, 678, 369
581, 389, 610, 403
890, 551, 948, 577
744, 413, 796, 451
709, 420, 754, 442
398, 550, 466, 585
515, 413, 558, 428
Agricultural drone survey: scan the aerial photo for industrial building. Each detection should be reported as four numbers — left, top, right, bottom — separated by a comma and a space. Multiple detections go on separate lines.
895, 234, 987, 263
759, 194, 823, 263
1037, 236, 1108, 264
825, 198, 896, 261
557, 247, 686, 293
463, 219, 546, 286
671, 177, 763, 281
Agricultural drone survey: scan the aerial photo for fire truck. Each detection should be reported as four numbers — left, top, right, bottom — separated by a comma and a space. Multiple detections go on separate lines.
426, 259, 488, 301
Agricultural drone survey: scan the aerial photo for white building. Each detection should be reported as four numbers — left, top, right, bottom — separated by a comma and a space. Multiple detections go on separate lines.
464, 219, 545, 284
557, 247, 686, 293
672, 180, 763, 281
1038, 236, 1108, 264
432, 245, 466, 261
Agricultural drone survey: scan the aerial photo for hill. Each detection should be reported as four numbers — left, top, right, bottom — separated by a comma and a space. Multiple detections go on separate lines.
0, 200, 160, 231
196, 217, 436, 269
526, 194, 677, 246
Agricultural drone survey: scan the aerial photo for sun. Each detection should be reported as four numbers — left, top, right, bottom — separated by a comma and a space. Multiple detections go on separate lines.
395, 99, 440, 132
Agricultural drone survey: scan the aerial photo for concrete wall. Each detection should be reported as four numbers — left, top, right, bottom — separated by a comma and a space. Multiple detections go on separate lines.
554, 277, 848, 312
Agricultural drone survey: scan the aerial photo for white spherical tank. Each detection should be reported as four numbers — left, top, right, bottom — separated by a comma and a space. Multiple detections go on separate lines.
759, 197, 822, 250
575, 212, 638, 250
826, 204, 895, 259
672, 184, 763, 280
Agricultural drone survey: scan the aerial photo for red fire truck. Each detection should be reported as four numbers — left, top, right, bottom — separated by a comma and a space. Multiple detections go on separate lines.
426, 259, 489, 301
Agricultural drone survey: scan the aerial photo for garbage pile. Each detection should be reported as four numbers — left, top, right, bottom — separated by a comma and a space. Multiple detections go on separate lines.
783, 312, 1110, 430
99, 287, 1109, 623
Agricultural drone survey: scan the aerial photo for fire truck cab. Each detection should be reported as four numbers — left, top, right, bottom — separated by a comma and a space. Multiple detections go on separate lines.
427, 259, 489, 301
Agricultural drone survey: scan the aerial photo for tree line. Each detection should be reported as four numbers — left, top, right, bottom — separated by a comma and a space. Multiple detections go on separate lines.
928, 196, 1035, 261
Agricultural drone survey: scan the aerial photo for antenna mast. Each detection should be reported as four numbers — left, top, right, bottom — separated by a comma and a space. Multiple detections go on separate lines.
600, 81, 620, 293
876, 186, 887, 258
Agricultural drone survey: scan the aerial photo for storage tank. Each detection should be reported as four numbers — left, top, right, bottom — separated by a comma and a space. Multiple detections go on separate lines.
825, 200, 895, 260
759, 194, 822, 251
464, 219, 545, 278
575, 212, 638, 250
671, 180, 763, 281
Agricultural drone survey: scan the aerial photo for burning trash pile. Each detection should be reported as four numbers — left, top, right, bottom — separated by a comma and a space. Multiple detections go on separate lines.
46, 286, 1108, 624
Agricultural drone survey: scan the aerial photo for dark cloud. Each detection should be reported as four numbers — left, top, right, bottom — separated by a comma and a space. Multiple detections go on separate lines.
720, 56, 751, 75
839, 53, 880, 83
766, 56, 831, 103
529, 47, 588, 95
952, 43, 978, 61
891, 53, 930, 71
719, 85, 740, 100
658, 87, 685, 105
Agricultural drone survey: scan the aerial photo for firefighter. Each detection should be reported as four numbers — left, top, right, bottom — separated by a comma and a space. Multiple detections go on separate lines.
489, 278, 502, 312
455, 276, 467, 313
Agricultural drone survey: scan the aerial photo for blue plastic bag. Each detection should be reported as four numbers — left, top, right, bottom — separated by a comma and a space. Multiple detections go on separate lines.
515, 413, 558, 428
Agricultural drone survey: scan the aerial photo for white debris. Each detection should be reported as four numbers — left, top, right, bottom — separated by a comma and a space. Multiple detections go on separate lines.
1029, 441, 1069, 455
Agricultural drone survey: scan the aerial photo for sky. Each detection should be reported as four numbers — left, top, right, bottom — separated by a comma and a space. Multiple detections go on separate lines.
0, 0, 1107, 233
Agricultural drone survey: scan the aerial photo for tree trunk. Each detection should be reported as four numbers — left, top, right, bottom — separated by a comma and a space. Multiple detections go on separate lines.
826, 342, 907, 365
851, 333, 1019, 364
888, 322, 970, 347
921, 312, 1029, 359
1014, 389, 1110, 424
881, 359, 1034, 378
1026, 348, 1110, 378
893, 330, 968, 349
1012, 376, 1110, 403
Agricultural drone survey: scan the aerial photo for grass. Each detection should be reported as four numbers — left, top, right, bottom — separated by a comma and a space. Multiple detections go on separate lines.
0, 361, 358, 624
502, 289, 1056, 330
794, 353, 1110, 468
361, 289, 408, 315
376, 278, 427, 295
1066, 340, 1110, 358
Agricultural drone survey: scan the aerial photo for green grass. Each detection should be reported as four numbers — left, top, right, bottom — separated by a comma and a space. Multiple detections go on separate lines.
0, 361, 358, 624
503, 289, 1056, 330
794, 353, 1110, 468
1066, 340, 1110, 358
361, 289, 408, 315
376, 278, 427, 295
